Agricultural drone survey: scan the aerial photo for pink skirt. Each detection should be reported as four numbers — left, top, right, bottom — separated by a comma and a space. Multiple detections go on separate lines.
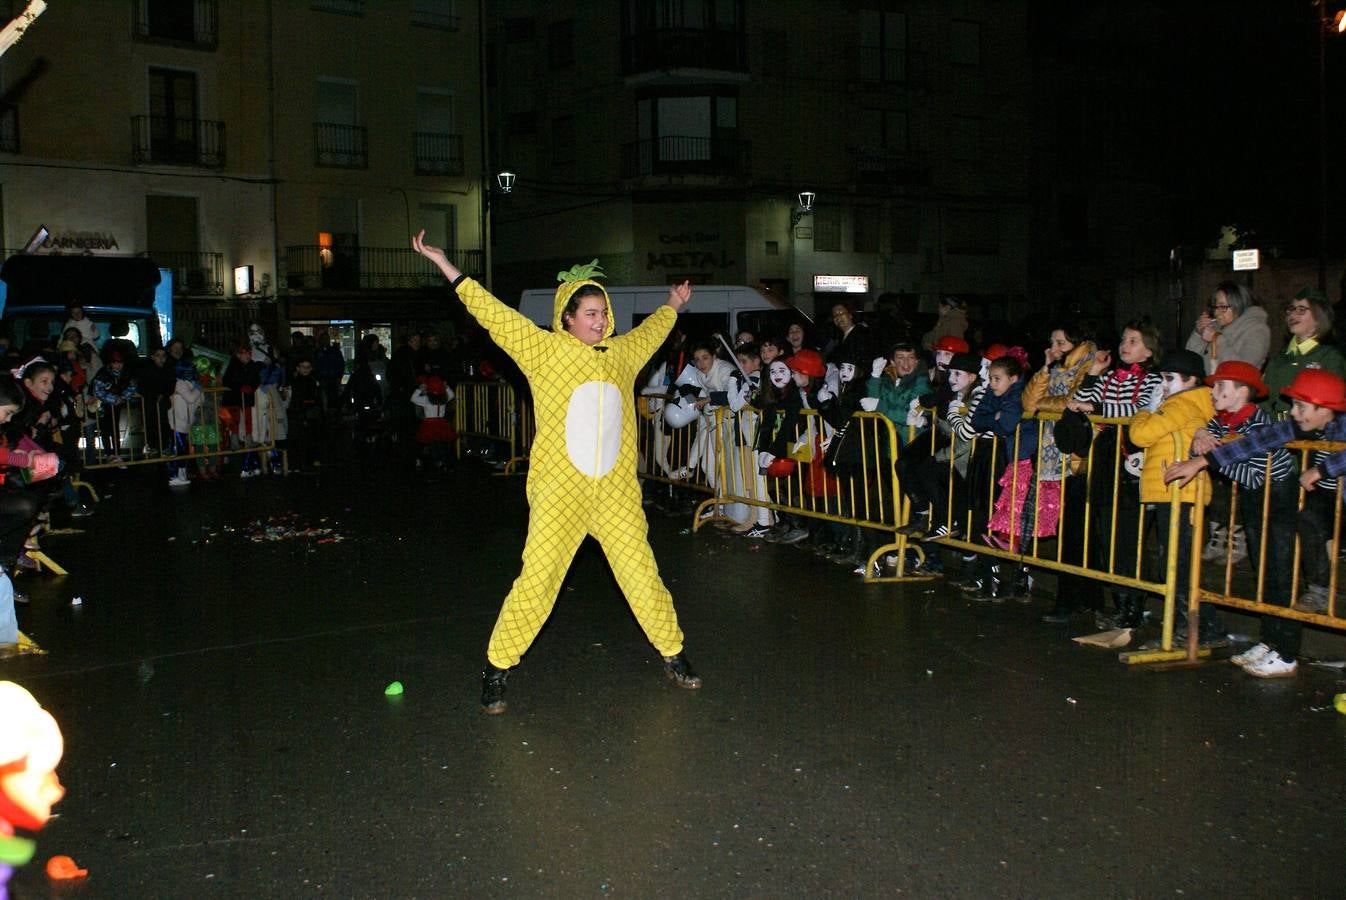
986, 458, 1060, 551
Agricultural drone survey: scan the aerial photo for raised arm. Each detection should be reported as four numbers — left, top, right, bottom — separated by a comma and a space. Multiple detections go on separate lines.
412, 229, 546, 369
617, 281, 691, 368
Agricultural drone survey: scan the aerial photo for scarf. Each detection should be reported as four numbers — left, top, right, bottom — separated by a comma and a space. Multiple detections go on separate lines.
1216, 404, 1257, 430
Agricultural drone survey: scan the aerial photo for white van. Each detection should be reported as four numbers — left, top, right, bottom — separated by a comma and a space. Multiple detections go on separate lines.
517, 283, 807, 345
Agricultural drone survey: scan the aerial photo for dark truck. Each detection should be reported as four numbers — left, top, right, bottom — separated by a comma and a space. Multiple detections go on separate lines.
0, 253, 169, 363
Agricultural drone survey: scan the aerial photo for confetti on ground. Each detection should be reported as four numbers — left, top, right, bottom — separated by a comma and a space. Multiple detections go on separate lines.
385, 681, 404, 697
237, 514, 347, 544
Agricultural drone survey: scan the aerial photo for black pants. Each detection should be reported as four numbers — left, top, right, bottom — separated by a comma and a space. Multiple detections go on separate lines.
1241, 478, 1301, 660
1147, 502, 1222, 636
1088, 430, 1142, 610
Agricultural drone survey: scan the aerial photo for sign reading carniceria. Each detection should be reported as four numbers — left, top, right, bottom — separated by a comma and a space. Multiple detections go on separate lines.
42, 231, 120, 252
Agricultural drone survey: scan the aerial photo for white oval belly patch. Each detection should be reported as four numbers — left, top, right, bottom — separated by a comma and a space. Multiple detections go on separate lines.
566, 381, 623, 477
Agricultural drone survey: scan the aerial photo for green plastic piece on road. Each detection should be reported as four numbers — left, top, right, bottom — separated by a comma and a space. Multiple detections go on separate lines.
384, 681, 404, 697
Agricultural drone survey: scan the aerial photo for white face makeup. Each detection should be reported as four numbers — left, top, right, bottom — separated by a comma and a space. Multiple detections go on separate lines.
768, 360, 792, 388
947, 369, 975, 393
935, 350, 953, 368
839, 362, 857, 383
1160, 372, 1193, 399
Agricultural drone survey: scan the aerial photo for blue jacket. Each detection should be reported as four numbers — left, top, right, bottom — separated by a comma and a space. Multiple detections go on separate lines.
970, 380, 1037, 462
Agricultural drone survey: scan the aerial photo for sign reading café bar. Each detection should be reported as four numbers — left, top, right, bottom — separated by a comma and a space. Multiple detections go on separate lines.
813, 274, 868, 293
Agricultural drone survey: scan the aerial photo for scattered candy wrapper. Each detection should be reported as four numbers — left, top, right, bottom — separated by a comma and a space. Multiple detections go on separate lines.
237, 514, 346, 545
1336, 693, 1346, 715
70, 596, 82, 607
46, 855, 88, 880
1072, 628, 1132, 649
1308, 660, 1346, 669
384, 681, 404, 697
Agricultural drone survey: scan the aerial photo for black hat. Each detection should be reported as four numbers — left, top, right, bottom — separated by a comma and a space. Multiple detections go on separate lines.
1159, 349, 1205, 379
948, 351, 981, 374
1053, 409, 1094, 457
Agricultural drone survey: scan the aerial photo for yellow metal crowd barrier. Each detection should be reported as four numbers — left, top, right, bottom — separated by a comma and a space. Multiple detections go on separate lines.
454, 379, 532, 473
1186, 439, 1346, 662
83, 387, 286, 475
634, 395, 717, 498
691, 406, 927, 583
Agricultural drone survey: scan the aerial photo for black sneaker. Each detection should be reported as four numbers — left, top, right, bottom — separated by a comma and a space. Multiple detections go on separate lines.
481, 665, 509, 714
662, 653, 702, 689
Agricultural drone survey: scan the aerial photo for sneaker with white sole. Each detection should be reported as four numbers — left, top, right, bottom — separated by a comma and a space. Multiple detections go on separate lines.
1244, 650, 1298, 678
1296, 583, 1331, 613
778, 527, 810, 545
168, 473, 192, 487
742, 524, 772, 539
1230, 642, 1271, 668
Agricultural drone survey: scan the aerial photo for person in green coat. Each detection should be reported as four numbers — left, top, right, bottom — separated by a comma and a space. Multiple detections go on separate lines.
866, 341, 931, 445
1262, 288, 1346, 418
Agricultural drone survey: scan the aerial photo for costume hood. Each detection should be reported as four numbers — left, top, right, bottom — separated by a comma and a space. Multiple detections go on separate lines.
552, 261, 614, 342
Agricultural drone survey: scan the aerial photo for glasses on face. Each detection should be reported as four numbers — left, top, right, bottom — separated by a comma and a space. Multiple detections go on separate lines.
1210, 304, 1231, 312
1286, 304, 1312, 315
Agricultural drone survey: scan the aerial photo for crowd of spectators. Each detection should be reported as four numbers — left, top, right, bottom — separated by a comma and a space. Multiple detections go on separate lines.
635, 285, 1346, 681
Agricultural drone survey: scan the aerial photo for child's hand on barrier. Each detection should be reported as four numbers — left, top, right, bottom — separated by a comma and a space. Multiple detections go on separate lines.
1190, 428, 1217, 456
1164, 456, 1206, 487
1065, 399, 1094, 414
1302, 466, 1325, 492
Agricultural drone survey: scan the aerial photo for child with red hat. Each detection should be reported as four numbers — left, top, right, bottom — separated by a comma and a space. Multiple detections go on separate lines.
1167, 367, 1346, 676
411, 376, 457, 470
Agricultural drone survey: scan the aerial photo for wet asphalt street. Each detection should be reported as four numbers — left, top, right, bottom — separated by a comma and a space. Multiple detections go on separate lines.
4, 458, 1345, 898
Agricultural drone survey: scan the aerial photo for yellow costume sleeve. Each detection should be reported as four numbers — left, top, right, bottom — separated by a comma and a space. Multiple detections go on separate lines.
453, 277, 550, 377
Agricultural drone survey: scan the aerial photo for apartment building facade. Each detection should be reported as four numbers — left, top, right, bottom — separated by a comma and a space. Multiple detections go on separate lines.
487, 0, 1031, 324
0, 0, 485, 345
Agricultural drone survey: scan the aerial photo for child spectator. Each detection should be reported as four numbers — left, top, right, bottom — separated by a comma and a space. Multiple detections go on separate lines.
867, 342, 931, 447
139, 346, 176, 457
1189, 361, 1296, 673
223, 344, 264, 477
409, 375, 455, 470
1167, 368, 1346, 677
1023, 325, 1098, 623
976, 348, 1046, 555
190, 355, 223, 480
165, 354, 203, 487
750, 359, 801, 541
764, 349, 828, 545
1066, 320, 1164, 627
90, 351, 138, 466
1128, 349, 1220, 642
901, 351, 982, 542
726, 343, 774, 534
62, 304, 101, 375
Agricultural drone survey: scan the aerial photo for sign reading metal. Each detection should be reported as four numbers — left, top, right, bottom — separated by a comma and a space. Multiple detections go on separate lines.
813, 274, 869, 293
1231, 249, 1260, 271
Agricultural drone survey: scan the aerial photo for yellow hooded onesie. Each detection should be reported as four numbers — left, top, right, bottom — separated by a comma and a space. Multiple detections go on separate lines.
452, 272, 686, 669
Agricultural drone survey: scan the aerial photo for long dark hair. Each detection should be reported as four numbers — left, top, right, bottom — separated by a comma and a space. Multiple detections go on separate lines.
0, 372, 27, 411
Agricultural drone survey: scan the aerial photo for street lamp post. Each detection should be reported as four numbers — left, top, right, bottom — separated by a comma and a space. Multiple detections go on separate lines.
790, 191, 815, 307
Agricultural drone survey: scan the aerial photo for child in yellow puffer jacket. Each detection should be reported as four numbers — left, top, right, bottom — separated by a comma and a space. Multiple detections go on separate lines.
1128, 349, 1221, 641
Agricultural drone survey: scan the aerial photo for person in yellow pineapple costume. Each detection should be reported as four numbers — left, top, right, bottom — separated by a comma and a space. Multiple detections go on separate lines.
413, 231, 701, 714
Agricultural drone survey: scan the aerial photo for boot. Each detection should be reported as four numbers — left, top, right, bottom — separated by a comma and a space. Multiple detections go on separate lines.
972, 564, 1007, 603
1115, 593, 1145, 629
481, 665, 509, 714
1200, 523, 1227, 562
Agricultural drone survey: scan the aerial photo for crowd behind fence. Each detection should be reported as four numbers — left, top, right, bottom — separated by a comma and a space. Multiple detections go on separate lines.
456, 378, 1345, 666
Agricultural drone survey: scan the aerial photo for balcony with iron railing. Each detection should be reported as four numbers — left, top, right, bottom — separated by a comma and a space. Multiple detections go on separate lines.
621, 27, 747, 76
284, 245, 482, 291
143, 250, 226, 296
315, 123, 367, 169
414, 132, 464, 175
621, 136, 750, 179
0, 105, 17, 154
132, 116, 225, 168
133, 0, 218, 48
851, 45, 907, 86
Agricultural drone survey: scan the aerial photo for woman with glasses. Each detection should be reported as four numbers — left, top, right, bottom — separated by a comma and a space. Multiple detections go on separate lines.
1185, 281, 1270, 375
1262, 288, 1346, 418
